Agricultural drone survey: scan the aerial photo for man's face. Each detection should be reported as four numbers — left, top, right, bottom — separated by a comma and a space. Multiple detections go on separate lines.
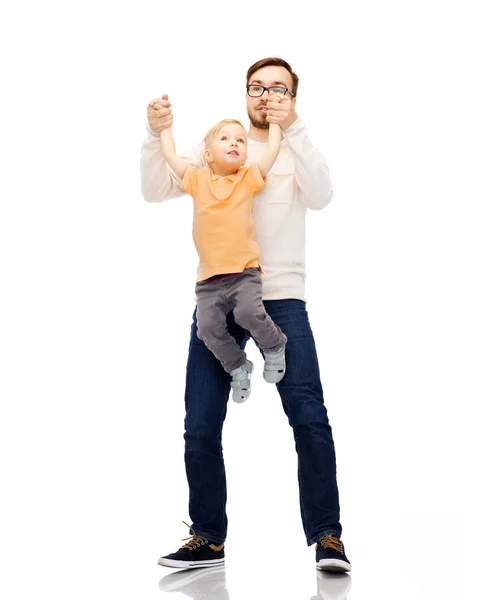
246, 65, 295, 130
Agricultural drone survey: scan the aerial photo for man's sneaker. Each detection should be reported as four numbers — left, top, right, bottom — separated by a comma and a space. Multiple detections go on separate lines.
263, 345, 286, 383
315, 534, 351, 572
230, 359, 254, 402
158, 522, 225, 569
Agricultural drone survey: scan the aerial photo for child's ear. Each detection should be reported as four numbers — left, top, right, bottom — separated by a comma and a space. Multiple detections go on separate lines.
204, 149, 214, 163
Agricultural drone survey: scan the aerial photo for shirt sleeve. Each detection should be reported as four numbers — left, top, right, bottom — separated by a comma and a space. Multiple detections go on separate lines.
140, 130, 205, 203
241, 164, 266, 196
282, 118, 333, 210
181, 165, 199, 197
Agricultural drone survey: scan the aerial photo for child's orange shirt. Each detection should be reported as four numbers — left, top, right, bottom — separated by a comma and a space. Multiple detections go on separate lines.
181, 164, 265, 282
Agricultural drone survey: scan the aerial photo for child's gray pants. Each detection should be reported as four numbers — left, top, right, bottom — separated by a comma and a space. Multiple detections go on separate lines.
195, 267, 287, 373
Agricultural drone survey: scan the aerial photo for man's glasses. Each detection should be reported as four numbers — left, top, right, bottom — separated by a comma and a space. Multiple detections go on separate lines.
246, 85, 295, 98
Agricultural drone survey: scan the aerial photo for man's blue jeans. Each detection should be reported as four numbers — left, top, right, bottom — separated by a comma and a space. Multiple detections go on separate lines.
183, 299, 342, 546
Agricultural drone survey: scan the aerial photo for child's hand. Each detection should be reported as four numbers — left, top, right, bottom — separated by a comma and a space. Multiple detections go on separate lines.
147, 94, 173, 134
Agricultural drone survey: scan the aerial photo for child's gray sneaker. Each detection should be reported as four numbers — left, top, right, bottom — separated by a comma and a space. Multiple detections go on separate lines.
230, 359, 254, 403
263, 345, 286, 383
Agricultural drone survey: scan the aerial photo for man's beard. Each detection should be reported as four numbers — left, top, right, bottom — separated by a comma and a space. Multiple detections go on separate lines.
247, 107, 269, 130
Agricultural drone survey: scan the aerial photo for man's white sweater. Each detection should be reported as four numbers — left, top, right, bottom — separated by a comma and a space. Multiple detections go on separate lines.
140, 119, 333, 302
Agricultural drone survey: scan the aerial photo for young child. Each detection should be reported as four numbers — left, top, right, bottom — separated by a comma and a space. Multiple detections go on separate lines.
156, 102, 287, 402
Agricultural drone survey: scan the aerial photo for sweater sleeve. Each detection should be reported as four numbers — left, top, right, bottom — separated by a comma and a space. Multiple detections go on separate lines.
242, 164, 266, 196
140, 125, 205, 203
282, 118, 333, 210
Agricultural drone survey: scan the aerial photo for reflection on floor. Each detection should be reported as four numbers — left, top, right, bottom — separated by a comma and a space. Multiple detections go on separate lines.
158, 565, 352, 599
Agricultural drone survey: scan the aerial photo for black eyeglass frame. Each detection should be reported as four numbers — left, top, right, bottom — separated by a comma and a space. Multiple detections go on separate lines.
246, 84, 296, 98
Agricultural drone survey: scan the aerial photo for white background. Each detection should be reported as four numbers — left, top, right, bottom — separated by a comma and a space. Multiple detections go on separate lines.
1, 1, 489, 598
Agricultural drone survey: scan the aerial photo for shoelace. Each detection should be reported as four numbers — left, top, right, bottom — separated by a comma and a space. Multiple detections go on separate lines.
179, 520, 208, 549
319, 534, 343, 553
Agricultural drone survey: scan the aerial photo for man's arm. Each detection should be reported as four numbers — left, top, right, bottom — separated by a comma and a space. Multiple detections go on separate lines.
266, 95, 333, 210
257, 123, 282, 178
140, 95, 204, 203
283, 119, 333, 210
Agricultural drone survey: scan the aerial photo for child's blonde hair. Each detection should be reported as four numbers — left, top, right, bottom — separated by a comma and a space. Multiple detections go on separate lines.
204, 119, 246, 146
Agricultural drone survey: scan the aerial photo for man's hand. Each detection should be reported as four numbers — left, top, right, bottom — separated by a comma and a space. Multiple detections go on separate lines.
147, 94, 173, 134
266, 93, 298, 130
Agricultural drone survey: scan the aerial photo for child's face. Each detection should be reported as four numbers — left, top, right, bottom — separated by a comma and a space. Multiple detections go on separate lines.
205, 124, 248, 172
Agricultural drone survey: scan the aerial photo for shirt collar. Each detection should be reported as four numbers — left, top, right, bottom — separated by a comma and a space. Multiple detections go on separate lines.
210, 172, 237, 182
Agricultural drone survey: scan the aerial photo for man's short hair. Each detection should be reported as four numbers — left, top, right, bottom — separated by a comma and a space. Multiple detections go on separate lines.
204, 119, 246, 146
246, 57, 299, 97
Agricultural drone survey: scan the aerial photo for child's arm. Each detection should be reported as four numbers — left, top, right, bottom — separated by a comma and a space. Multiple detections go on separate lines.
256, 122, 282, 178
158, 116, 188, 180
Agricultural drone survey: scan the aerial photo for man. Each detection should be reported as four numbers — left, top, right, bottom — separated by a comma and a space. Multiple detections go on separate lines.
140, 57, 351, 573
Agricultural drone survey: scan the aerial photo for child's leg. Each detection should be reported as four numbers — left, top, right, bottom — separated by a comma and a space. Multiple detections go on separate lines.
195, 279, 247, 374
229, 268, 287, 352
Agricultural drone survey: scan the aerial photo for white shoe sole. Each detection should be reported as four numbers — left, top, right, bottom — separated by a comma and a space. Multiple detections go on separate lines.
158, 557, 225, 569
316, 558, 351, 572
